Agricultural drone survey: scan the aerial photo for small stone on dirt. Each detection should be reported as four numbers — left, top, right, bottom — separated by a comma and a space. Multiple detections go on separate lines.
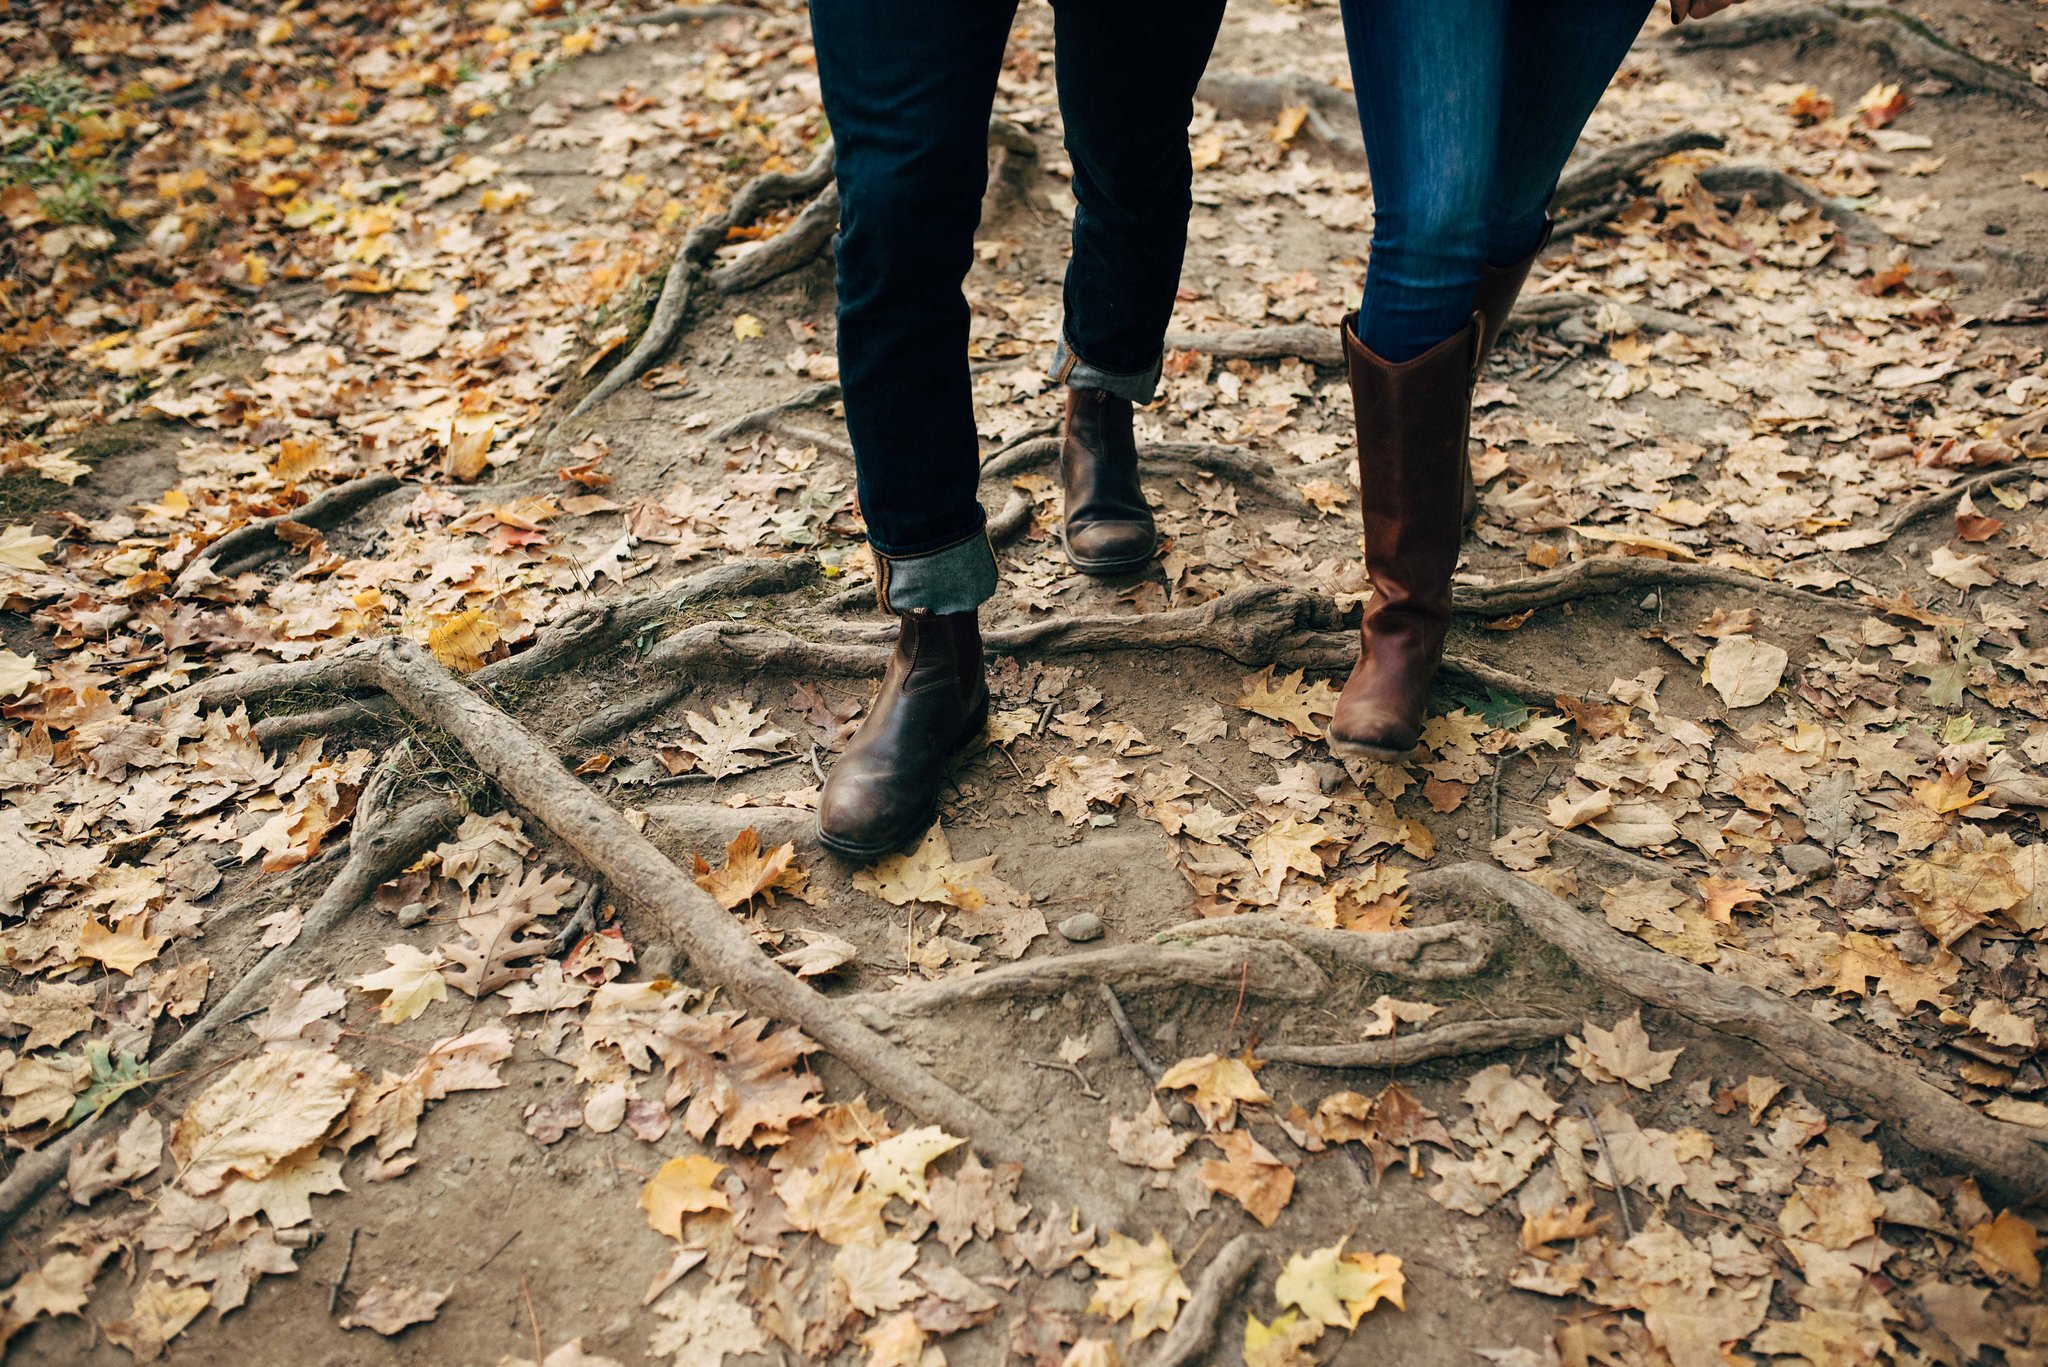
1057, 912, 1104, 942
1782, 843, 1834, 879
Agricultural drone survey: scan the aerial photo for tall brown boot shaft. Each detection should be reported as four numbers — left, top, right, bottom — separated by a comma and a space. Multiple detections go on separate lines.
1327, 313, 1483, 761
1460, 217, 1555, 524
817, 610, 988, 859
1060, 388, 1158, 575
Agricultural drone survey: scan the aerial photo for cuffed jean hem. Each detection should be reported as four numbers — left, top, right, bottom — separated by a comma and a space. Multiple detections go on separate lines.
1049, 329, 1161, 404
874, 527, 998, 614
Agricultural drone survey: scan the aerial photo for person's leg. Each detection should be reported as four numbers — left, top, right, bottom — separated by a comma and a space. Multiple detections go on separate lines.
1339, 0, 1509, 364
1044, 0, 1230, 575
1049, 0, 1229, 395
808, 0, 1013, 857
811, 0, 1014, 612
1484, 0, 1655, 266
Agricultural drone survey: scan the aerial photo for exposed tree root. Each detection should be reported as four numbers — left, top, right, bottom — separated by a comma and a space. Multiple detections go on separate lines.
704, 381, 845, 444
221, 557, 819, 741
0, 792, 458, 1230
1100, 984, 1165, 1084
172, 473, 402, 596
1146, 1234, 1260, 1367
310, 637, 1121, 1226
1453, 555, 1841, 616
1871, 466, 2037, 540
1695, 163, 1897, 251
857, 917, 1488, 1021
1415, 861, 2048, 1199
706, 182, 841, 294
1666, 3, 2048, 116
1196, 73, 1364, 162
1262, 1016, 1572, 1069
1162, 291, 1705, 367
1550, 130, 1727, 209
571, 144, 837, 416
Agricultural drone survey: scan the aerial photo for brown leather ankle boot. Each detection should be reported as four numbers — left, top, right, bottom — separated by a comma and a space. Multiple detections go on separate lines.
1059, 388, 1158, 575
1459, 217, 1555, 524
817, 610, 989, 859
1326, 313, 1483, 762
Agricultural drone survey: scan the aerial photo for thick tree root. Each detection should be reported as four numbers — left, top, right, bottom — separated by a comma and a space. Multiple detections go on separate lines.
316, 638, 1122, 1225
1550, 130, 1727, 209
172, 473, 402, 596
1416, 861, 2048, 1199
1696, 163, 1897, 251
1196, 73, 1364, 161
856, 917, 1489, 1021
571, 144, 837, 417
1146, 1233, 1259, 1367
0, 792, 458, 1230
1262, 1016, 1572, 1069
1666, 3, 2048, 116
1454, 555, 1841, 616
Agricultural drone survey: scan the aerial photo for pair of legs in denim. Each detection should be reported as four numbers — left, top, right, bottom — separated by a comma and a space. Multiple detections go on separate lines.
1344, 0, 1656, 361
811, 0, 1655, 606
811, 0, 1229, 611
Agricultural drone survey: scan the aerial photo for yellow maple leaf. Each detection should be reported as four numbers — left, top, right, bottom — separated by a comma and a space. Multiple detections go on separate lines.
639, 1154, 730, 1239
0, 524, 57, 570
854, 824, 997, 909
77, 914, 167, 976
0, 649, 45, 701
1083, 1231, 1189, 1343
349, 945, 448, 1024
858, 1126, 963, 1207
1157, 1051, 1270, 1129
1274, 1239, 1405, 1329
693, 827, 806, 911
1971, 1210, 2043, 1289
1235, 667, 1338, 736
1244, 1308, 1324, 1367
426, 608, 500, 673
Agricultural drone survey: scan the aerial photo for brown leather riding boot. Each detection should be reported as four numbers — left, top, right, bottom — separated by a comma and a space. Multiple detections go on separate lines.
1459, 217, 1555, 524
1326, 313, 1483, 762
1059, 387, 1158, 575
817, 610, 989, 859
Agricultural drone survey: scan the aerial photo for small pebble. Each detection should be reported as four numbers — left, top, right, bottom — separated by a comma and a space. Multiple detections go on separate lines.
395, 901, 429, 928
1165, 1100, 1196, 1128
1782, 843, 1834, 879
1058, 912, 1104, 942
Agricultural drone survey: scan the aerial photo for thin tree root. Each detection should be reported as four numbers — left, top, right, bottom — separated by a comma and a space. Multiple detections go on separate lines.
1145, 1233, 1260, 1367
212, 556, 818, 740
571, 144, 837, 417
1413, 861, 2048, 1199
1156, 914, 1493, 981
1871, 466, 2036, 540
315, 637, 1119, 1225
1262, 1016, 1572, 1069
1666, 3, 2048, 116
0, 792, 458, 1230
1454, 555, 1841, 616
706, 182, 841, 294
172, 473, 403, 595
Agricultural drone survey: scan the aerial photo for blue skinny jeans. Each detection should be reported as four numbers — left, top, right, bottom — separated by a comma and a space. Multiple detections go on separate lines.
1340, 0, 1655, 361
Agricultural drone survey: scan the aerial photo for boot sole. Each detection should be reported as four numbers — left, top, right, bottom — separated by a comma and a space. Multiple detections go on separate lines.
1061, 529, 1159, 577
1327, 734, 1419, 764
816, 712, 990, 862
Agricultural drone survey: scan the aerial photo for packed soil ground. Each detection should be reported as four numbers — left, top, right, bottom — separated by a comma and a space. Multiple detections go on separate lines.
5, 1, 2048, 1365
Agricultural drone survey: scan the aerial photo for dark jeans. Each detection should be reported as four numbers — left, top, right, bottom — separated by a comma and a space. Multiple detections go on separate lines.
811, 0, 1228, 612
1340, 0, 1655, 361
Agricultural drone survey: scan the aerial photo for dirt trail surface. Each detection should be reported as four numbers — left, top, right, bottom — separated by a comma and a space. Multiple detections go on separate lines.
5, 1, 2048, 1363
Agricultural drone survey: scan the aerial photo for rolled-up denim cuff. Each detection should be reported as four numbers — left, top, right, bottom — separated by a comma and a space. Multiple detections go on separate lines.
874, 527, 998, 614
1049, 328, 1161, 404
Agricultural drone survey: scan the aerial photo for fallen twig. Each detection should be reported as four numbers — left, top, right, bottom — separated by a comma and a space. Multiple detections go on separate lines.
1871, 466, 2036, 540
1145, 1233, 1259, 1367
1413, 861, 2048, 1198
1580, 1101, 1636, 1241
1099, 983, 1163, 1084
1262, 1016, 1572, 1069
